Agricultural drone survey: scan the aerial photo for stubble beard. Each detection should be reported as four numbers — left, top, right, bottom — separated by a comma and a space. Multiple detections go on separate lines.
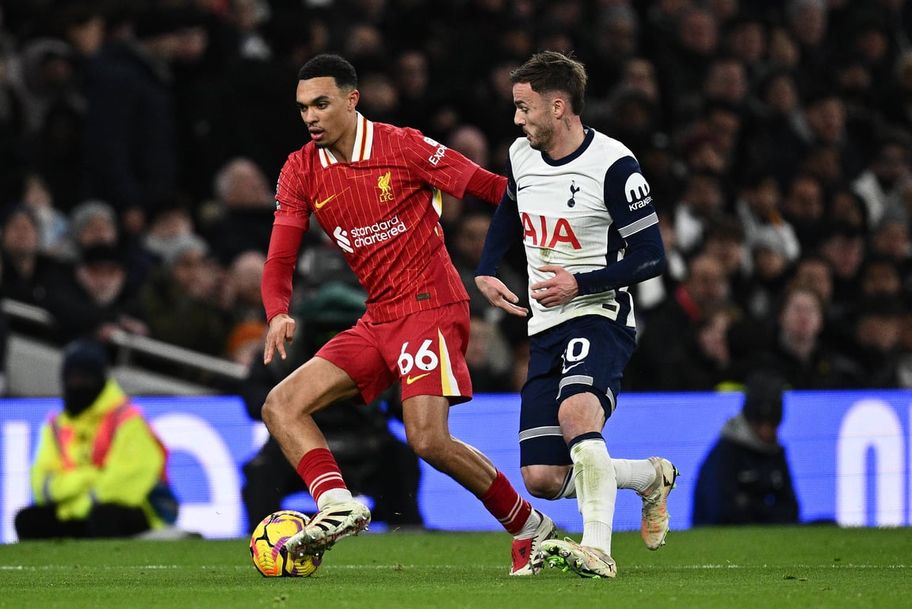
527, 124, 553, 152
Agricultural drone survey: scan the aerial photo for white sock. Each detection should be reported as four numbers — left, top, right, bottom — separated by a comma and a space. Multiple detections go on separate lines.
612, 458, 658, 494
570, 437, 616, 556
316, 488, 354, 511
514, 508, 542, 539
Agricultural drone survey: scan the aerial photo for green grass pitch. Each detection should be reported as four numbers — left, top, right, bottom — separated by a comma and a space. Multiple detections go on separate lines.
0, 526, 908, 609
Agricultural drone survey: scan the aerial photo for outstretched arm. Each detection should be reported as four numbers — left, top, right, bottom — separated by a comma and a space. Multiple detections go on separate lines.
474, 191, 527, 316
465, 166, 508, 204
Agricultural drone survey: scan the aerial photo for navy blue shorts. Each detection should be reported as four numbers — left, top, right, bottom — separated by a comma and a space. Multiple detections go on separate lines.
519, 315, 636, 467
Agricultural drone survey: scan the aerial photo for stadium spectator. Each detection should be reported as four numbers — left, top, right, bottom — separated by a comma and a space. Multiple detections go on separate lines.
701, 216, 751, 309
842, 296, 904, 388
786, 0, 830, 97
673, 171, 725, 254
14, 339, 179, 539
780, 173, 826, 251
749, 284, 854, 389
65, 199, 117, 256
393, 49, 435, 131
0, 206, 58, 306
594, 89, 661, 149
222, 250, 266, 367
82, 6, 206, 220
819, 223, 866, 317
859, 256, 903, 299
44, 243, 147, 343
747, 68, 804, 185
665, 304, 739, 391
852, 133, 912, 227
827, 187, 868, 233
588, 4, 640, 99
475, 51, 675, 579
259, 54, 554, 576
870, 217, 911, 272
692, 371, 800, 526
53, 2, 106, 59
628, 254, 731, 390
64, 199, 153, 295
141, 205, 195, 264
202, 157, 275, 265
138, 233, 228, 355
734, 172, 801, 264
744, 227, 794, 321
19, 173, 68, 254
657, 6, 719, 123
791, 254, 834, 310
615, 57, 661, 112
724, 13, 767, 77
12, 37, 85, 212
800, 90, 867, 181
703, 56, 748, 109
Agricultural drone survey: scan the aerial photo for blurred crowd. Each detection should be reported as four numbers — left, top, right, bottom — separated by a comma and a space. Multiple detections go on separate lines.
1, 0, 912, 392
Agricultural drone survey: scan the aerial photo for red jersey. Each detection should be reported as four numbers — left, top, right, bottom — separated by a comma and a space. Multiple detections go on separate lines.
272, 114, 479, 323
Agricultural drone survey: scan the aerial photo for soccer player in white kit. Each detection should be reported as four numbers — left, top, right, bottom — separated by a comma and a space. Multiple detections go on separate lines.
475, 51, 678, 578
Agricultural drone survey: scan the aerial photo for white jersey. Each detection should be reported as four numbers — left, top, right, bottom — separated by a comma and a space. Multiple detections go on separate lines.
508, 128, 658, 335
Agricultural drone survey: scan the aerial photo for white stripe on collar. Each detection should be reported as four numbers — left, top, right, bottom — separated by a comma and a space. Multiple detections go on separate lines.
317, 113, 374, 168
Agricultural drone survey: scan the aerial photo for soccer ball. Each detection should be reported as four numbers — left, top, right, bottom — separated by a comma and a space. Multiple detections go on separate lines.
249, 510, 322, 577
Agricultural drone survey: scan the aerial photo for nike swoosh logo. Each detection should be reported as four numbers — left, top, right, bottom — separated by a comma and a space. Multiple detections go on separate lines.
315, 193, 338, 209
517, 184, 533, 191
406, 372, 431, 385
561, 361, 584, 374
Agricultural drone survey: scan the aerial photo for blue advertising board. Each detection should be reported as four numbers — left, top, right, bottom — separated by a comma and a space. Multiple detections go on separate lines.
1, 390, 909, 542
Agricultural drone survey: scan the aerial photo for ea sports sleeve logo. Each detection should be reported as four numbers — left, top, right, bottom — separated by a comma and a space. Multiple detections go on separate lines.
625, 173, 652, 211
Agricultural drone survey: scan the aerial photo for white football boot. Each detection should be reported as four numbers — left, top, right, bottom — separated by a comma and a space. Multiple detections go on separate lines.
639, 456, 679, 550
284, 500, 371, 559
541, 538, 617, 579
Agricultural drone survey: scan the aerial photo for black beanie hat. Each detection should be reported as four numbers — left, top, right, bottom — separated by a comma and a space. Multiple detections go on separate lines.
742, 371, 786, 426
61, 339, 108, 382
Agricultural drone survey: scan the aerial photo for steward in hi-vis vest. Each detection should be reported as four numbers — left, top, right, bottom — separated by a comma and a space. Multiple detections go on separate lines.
15, 340, 178, 540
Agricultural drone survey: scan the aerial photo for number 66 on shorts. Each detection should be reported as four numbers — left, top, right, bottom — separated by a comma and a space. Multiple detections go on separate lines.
315, 301, 475, 405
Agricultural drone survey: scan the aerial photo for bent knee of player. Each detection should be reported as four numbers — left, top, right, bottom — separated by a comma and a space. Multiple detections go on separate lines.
521, 466, 564, 499
261, 385, 290, 431
406, 431, 450, 466
261, 377, 313, 429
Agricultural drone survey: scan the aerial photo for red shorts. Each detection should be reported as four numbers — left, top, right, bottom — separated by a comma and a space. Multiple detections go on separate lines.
316, 301, 473, 405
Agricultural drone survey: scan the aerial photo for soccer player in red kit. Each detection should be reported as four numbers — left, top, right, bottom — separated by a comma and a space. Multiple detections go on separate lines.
260, 54, 556, 575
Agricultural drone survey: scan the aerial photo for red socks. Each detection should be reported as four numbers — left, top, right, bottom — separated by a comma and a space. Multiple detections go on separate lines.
481, 471, 532, 535
299, 452, 530, 534
296, 448, 347, 505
